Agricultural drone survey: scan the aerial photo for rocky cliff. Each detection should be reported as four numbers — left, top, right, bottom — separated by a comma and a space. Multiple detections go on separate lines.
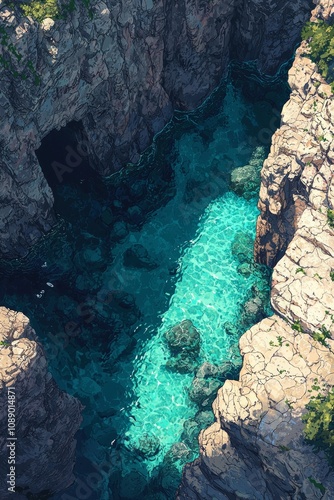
0, 307, 82, 499
0, 0, 311, 259
178, 1, 334, 498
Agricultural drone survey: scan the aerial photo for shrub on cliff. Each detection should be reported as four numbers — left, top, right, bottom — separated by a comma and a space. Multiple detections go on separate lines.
21, 0, 59, 22
20, 0, 93, 22
302, 387, 334, 465
302, 20, 334, 92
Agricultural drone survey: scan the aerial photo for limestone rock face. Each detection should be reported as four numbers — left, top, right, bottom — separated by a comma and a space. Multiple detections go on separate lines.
254, 1, 334, 267
0, 0, 311, 259
178, 316, 334, 499
0, 307, 82, 499
272, 207, 334, 335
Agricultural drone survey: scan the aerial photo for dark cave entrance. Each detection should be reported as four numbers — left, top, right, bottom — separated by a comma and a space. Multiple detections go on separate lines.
35, 120, 108, 227
36, 120, 93, 190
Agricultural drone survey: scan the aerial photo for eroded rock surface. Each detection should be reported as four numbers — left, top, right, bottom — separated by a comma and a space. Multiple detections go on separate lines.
255, 1, 334, 267
178, 316, 334, 499
0, 307, 82, 499
0, 0, 311, 258
272, 207, 334, 334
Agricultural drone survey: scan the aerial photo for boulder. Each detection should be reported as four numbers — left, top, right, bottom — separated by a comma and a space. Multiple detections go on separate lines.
164, 442, 192, 464
230, 146, 266, 199
164, 320, 201, 356
123, 244, 158, 270
165, 354, 198, 374
231, 232, 254, 264
188, 376, 222, 408
133, 433, 160, 458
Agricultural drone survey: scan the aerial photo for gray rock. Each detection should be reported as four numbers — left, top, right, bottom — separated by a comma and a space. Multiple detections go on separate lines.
231, 232, 254, 264
133, 433, 160, 458
230, 163, 261, 199
164, 320, 201, 356
123, 244, 158, 270
188, 377, 222, 407
165, 354, 198, 374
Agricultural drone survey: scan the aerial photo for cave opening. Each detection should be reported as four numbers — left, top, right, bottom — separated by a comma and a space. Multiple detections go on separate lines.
35, 120, 109, 225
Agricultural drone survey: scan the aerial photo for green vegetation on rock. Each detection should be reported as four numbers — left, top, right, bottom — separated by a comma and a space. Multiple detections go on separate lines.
311, 325, 331, 347
21, 0, 59, 22
327, 208, 334, 228
308, 477, 326, 494
302, 20, 334, 93
20, 0, 93, 22
302, 387, 334, 466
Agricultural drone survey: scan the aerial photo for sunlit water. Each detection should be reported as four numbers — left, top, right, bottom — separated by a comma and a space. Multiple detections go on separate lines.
0, 67, 289, 499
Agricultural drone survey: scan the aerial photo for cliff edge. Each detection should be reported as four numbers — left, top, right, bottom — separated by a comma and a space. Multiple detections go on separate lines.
0, 307, 82, 499
0, 0, 311, 259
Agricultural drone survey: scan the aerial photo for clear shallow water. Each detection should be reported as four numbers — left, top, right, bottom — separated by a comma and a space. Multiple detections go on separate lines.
0, 67, 289, 499
121, 192, 261, 467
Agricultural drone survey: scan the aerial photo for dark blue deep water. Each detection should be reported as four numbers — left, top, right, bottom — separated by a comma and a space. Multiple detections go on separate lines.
0, 64, 290, 499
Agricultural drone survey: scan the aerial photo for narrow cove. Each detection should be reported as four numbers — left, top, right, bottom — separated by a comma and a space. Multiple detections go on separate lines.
0, 64, 290, 499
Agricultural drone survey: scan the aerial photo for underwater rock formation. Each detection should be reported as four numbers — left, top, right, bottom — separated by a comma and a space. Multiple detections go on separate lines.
230, 146, 266, 200
0, 0, 311, 258
165, 319, 201, 374
178, 0, 334, 497
0, 307, 82, 499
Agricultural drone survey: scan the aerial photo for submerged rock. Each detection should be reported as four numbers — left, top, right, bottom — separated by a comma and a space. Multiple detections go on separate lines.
230, 146, 266, 199
123, 244, 158, 270
224, 321, 240, 337
230, 163, 260, 199
165, 354, 198, 374
181, 411, 215, 450
110, 221, 129, 241
231, 231, 254, 264
237, 262, 253, 277
133, 433, 160, 458
188, 376, 222, 408
164, 319, 201, 356
195, 361, 233, 379
164, 320, 201, 374
164, 442, 192, 464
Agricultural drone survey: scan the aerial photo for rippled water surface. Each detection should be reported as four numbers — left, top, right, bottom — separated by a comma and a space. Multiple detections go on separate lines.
0, 66, 289, 499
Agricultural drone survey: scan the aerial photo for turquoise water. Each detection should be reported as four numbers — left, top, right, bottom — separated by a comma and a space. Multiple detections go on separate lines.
121, 192, 261, 467
0, 68, 289, 499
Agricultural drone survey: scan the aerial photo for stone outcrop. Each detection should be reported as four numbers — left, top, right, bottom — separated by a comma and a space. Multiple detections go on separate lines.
0, 0, 312, 259
178, 315, 334, 499
272, 207, 334, 332
178, 0, 334, 498
255, 0, 334, 267
0, 307, 82, 499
